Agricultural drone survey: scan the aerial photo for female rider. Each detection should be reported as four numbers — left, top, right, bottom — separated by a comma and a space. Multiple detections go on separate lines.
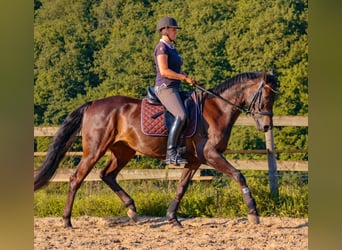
154, 16, 197, 165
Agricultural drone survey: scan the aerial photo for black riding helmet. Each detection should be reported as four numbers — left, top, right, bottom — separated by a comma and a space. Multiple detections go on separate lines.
156, 17, 181, 33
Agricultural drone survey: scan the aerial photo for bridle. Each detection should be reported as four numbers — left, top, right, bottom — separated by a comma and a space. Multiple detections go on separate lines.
193, 77, 278, 117
247, 79, 278, 117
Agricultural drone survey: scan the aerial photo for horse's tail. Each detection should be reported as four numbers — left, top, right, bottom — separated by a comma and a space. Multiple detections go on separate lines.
34, 101, 92, 191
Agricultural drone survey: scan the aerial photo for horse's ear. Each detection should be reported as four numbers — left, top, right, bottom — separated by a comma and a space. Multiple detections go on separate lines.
268, 68, 274, 76
261, 69, 266, 81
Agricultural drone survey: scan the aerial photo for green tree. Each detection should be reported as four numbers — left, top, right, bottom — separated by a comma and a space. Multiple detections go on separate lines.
34, 0, 99, 125
34, 0, 308, 160
93, 0, 156, 98
226, 0, 308, 115
179, 1, 235, 86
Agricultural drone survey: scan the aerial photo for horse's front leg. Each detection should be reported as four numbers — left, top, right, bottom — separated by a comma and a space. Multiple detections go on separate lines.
167, 163, 200, 228
206, 151, 260, 224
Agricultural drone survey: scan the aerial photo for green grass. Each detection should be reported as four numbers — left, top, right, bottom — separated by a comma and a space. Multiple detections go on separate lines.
34, 174, 308, 218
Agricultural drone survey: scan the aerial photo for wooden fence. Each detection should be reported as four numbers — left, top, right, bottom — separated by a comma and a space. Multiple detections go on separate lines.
34, 115, 308, 195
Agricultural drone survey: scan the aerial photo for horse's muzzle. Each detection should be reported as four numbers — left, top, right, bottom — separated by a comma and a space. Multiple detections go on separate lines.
255, 118, 273, 132
263, 125, 271, 132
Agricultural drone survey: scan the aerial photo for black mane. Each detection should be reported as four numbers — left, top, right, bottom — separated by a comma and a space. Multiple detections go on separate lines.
210, 72, 260, 96
209, 71, 278, 97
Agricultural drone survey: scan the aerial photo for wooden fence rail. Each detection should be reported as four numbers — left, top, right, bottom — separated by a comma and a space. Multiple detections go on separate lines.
34, 115, 308, 136
38, 160, 308, 182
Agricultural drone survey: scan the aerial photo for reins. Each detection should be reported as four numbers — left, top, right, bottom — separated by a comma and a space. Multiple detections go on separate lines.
193, 82, 248, 113
193, 76, 276, 117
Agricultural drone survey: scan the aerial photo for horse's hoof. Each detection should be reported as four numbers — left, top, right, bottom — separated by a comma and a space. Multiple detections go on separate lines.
127, 209, 138, 222
64, 222, 73, 228
169, 218, 183, 228
248, 214, 260, 224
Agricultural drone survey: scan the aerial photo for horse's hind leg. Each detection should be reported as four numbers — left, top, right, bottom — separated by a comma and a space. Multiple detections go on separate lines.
100, 144, 137, 221
62, 152, 105, 228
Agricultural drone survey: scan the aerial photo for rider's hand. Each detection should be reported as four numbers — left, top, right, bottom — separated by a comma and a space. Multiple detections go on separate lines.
183, 75, 197, 86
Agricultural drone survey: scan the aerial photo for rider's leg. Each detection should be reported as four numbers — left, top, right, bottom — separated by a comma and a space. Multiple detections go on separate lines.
155, 86, 188, 165
165, 116, 187, 165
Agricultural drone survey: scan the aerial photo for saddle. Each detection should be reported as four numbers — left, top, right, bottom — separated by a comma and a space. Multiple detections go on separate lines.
141, 86, 198, 137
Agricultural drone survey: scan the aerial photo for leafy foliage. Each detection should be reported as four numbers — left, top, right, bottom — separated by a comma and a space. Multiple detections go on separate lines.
34, 0, 308, 160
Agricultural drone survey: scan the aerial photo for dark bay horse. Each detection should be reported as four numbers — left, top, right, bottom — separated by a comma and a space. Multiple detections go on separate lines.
34, 71, 278, 228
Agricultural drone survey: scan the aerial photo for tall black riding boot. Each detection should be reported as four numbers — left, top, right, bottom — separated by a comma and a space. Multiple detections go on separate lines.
164, 116, 188, 166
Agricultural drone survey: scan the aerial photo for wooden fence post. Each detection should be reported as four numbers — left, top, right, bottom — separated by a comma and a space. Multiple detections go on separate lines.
265, 129, 279, 197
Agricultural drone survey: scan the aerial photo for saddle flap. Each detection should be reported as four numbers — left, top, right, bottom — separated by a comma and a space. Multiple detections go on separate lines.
141, 93, 198, 138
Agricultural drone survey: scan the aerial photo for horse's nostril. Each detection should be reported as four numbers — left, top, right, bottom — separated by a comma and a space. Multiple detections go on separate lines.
264, 125, 270, 132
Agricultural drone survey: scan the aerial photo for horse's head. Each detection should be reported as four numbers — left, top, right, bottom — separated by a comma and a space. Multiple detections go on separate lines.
245, 70, 279, 132
207, 70, 279, 132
